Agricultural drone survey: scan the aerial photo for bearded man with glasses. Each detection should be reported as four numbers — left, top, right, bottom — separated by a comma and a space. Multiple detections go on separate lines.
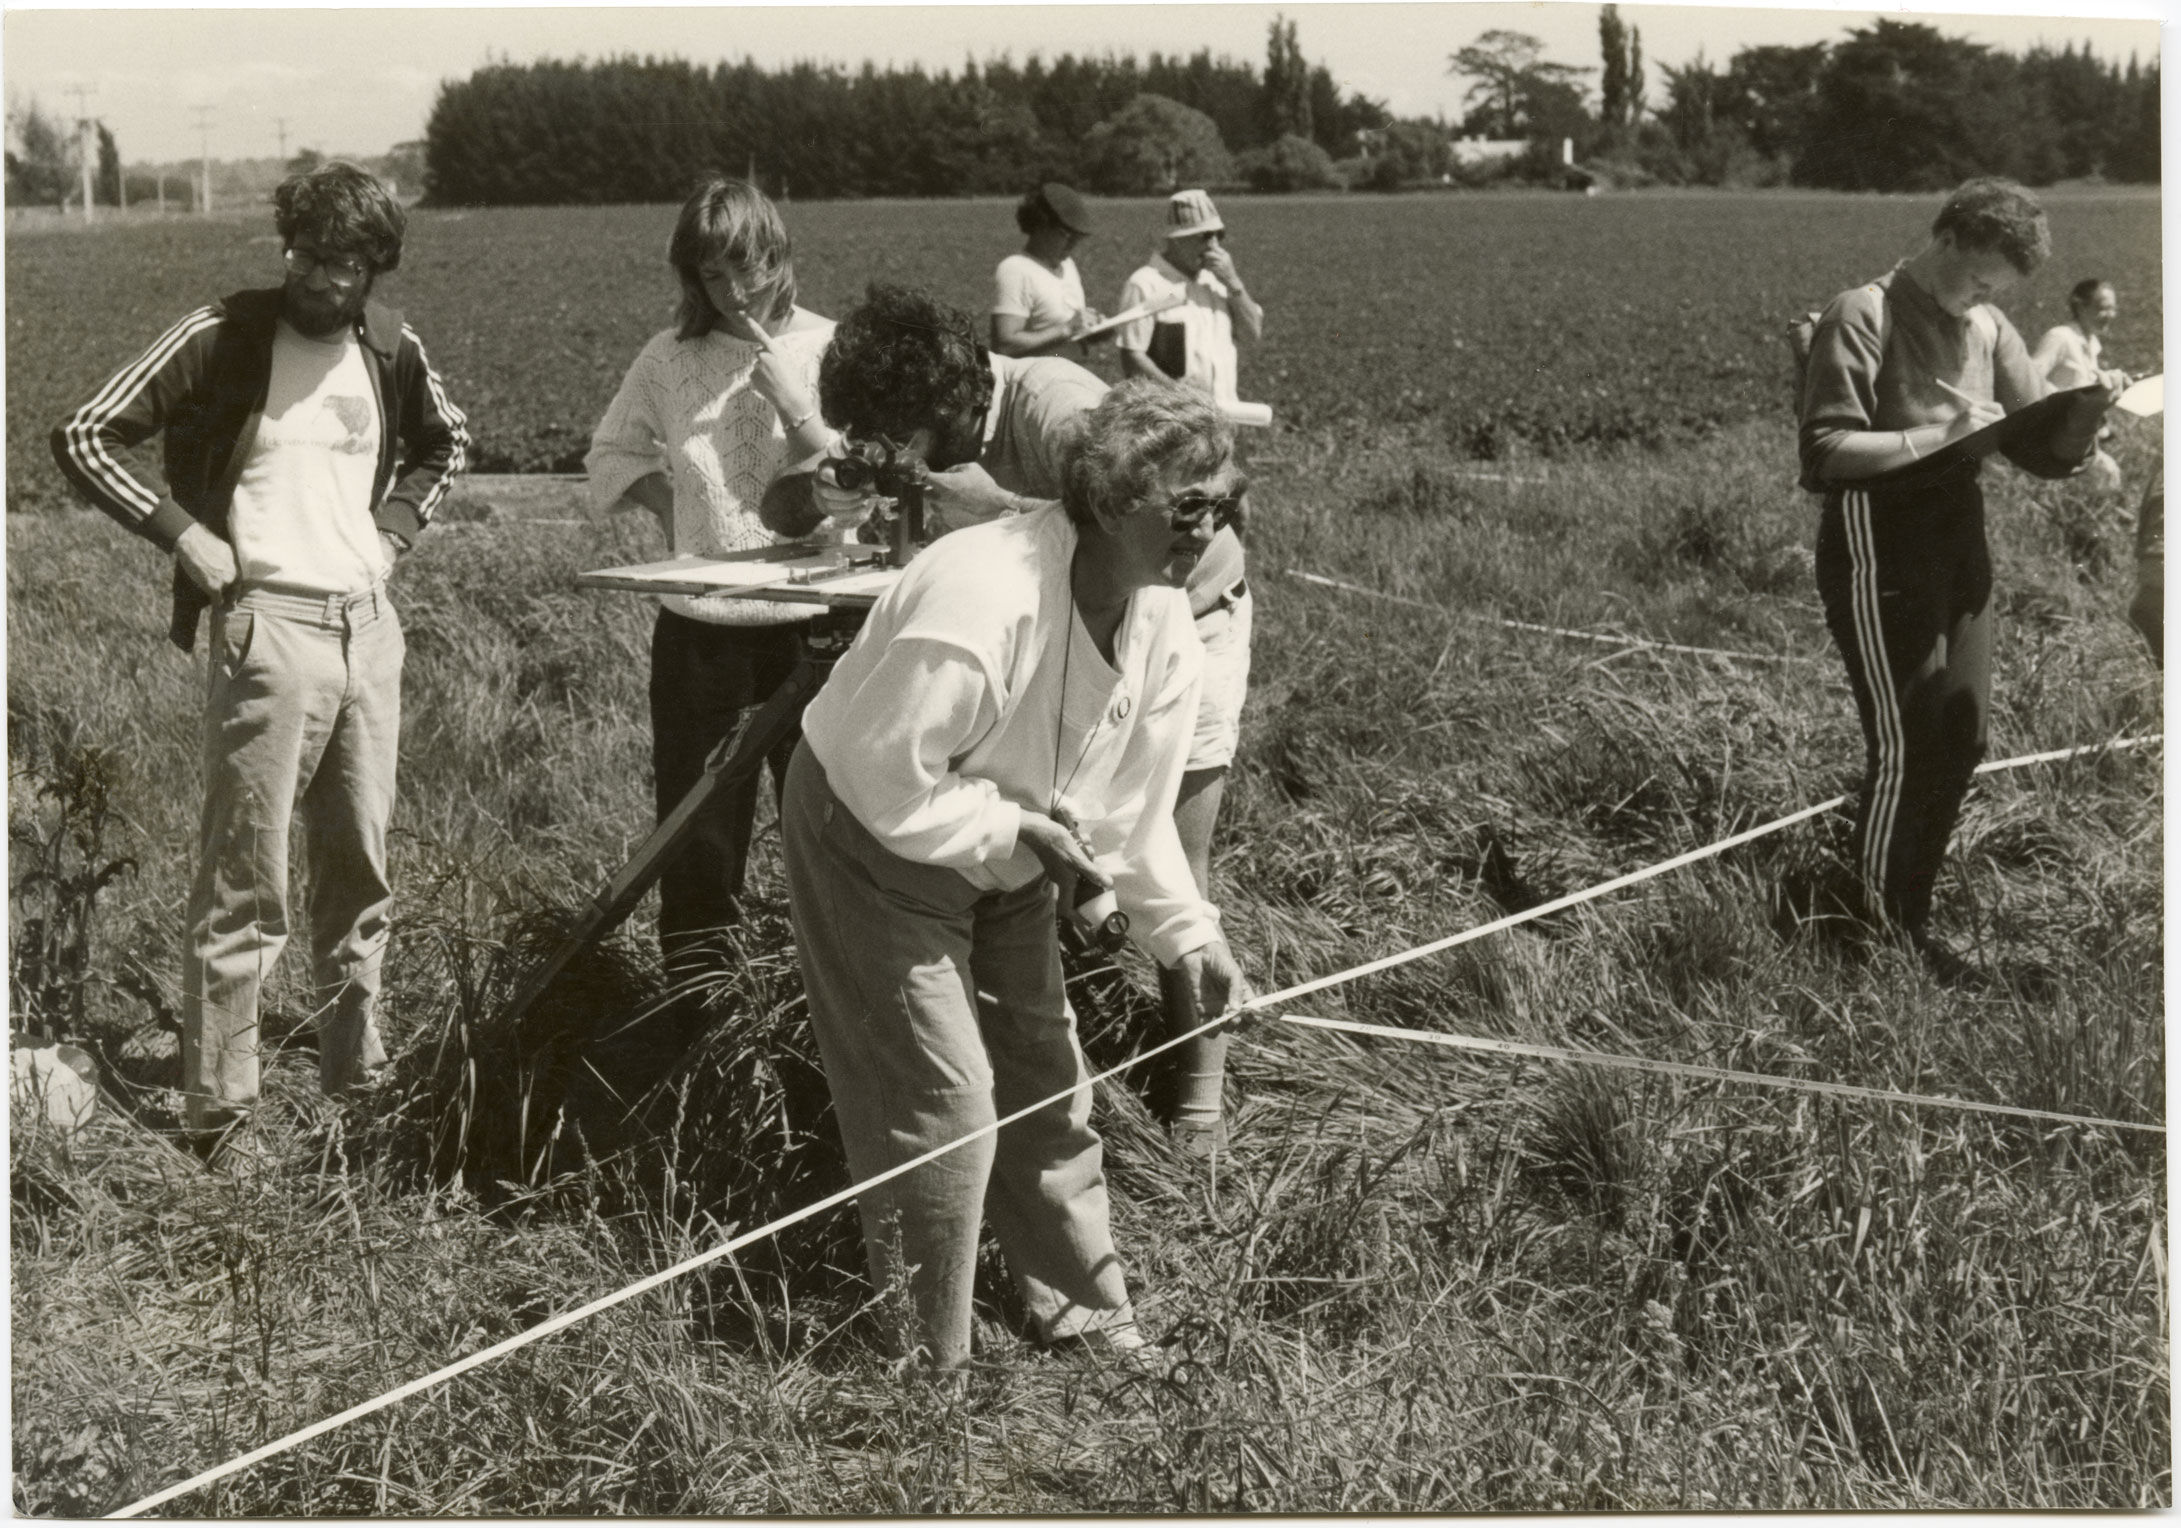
51, 160, 468, 1154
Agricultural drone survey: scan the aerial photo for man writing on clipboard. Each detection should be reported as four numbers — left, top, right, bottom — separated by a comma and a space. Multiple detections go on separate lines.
1796, 176, 2119, 985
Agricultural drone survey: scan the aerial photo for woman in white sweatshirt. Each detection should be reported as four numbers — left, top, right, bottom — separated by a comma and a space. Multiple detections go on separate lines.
781, 380, 1252, 1369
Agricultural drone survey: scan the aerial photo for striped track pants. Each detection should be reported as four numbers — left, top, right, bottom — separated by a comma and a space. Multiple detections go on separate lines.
1814, 476, 1993, 936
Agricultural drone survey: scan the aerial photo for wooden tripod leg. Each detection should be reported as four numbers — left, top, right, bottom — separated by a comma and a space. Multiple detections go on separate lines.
501, 652, 828, 1027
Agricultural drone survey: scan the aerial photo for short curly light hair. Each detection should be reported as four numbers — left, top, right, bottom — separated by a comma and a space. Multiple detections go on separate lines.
273, 160, 405, 276
1061, 380, 1235, 529
670, 177, 796, 339
1932, 177, 2051, 275
818, 283, 990, 441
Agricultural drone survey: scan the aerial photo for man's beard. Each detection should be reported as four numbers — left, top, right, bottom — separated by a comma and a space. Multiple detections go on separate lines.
283, 276, 371, 337
922, 407, 986, 473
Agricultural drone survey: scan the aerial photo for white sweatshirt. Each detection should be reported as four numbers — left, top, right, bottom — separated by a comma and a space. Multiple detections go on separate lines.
801, 503, 1218, 965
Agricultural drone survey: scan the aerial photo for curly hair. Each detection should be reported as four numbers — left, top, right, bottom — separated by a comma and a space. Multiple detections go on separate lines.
669, 177, 796, 340
1931, 177, 2051, 275
1062, 380, 1235, 529
817, 283, 991, 441
273, 161, 405, 276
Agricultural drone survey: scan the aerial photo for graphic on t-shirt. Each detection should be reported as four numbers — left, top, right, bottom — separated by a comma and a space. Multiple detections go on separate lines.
325, 395, 374, 454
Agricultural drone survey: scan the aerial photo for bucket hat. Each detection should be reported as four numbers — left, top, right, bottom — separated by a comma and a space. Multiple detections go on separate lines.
1165, 189, 1224, 238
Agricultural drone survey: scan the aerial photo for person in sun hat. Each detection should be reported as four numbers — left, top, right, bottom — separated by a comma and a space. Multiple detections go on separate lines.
989, 182, 1106, 359
48, 160, 468, 1152
1112, 187, 1263, 1149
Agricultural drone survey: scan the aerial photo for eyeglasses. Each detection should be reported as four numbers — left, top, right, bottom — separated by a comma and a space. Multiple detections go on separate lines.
1161, 480, 1247, 534
283, 247, 369, 285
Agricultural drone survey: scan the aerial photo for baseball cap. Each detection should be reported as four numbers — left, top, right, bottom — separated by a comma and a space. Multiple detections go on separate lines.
1165, 189, 1224, 238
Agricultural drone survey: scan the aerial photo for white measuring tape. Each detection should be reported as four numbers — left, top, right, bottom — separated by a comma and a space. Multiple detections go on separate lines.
1280, 1015, 2163, 1135
106, 730, 2161, 1518
1288, 567, 1808, 664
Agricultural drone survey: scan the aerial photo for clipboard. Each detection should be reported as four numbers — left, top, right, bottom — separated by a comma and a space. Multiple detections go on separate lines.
1879, 384, 2109, 482
2115, 373, 2163, 418
1074, 292, 1185, 344
577, 550, 902, 608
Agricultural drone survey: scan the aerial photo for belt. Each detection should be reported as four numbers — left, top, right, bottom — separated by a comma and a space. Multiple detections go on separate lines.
1211, 575, 1249, 614
229, 579, 392, 629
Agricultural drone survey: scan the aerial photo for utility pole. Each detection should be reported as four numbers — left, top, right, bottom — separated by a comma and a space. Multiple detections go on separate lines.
190, 105, 214, 216
157, 170, 166, 214
274, 117, 288, 164
65, 84, 95, 224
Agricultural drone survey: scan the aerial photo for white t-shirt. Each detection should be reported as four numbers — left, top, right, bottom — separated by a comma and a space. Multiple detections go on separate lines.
227, 321, 386, 594
584, 310, 836, 624
800, 502, 1217, 965
991, 253, 1086, 335
2034, 323, 2103, 391
1115, 253, 1240, 405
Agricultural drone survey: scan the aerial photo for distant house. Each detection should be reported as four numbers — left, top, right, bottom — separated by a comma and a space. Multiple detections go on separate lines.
1450, 136, 1526, 167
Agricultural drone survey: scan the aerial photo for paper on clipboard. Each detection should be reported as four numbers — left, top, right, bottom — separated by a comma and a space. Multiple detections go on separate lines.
2114, 374, 2163, 417
1074, 292, 1185, 343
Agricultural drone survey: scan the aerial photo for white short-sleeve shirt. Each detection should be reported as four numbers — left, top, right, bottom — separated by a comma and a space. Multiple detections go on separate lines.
991, 253, 1086, 334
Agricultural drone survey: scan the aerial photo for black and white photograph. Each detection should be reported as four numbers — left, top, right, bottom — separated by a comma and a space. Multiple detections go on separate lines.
5, 0, 2166, 1512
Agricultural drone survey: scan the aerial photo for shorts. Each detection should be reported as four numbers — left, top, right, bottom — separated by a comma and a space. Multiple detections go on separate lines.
1187, 583, 1253, 773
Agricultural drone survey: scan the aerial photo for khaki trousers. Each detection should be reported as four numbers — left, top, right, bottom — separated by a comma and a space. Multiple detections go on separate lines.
781, 741, 1134, 1367
182, 586, 401, 1124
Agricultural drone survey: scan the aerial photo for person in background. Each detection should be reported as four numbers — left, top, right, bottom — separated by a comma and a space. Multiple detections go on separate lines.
989, 182, 1104, 359
585, 178, 835, 982
49, 161, 468, 1149
2032, 278, 2128, 491
1797, 177, 2113, 983
1112, 189, 1261, 1145
2032, 278, 2119, 389
779, 380, 1253, 1370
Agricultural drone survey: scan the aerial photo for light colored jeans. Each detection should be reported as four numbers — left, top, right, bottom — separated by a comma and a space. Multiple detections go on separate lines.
782, 741, 1135, 1368
181, 585, 402, 1124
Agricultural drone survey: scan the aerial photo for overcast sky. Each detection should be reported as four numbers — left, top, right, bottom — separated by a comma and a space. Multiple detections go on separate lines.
2, 0, 2167, 163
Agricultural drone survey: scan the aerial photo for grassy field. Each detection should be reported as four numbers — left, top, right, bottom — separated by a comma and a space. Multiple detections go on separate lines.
8, 191, 2167, 1512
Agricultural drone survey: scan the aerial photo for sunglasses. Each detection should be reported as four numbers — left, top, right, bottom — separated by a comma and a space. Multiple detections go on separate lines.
1161, 479, 1247, 534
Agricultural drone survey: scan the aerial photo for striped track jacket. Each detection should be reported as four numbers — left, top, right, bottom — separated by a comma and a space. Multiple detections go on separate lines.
50, 286, 469, 649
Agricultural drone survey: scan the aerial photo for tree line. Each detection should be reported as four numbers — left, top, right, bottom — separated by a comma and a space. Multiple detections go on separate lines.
1454, 12, 2160, 189
422, 22, 1394, 205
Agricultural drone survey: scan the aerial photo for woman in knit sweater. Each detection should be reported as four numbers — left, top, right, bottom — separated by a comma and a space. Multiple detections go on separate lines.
586, 179, 835, 976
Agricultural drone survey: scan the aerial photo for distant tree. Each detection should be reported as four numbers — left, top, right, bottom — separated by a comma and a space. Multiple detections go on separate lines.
1449, 30, 1591, 139
1795, 21, 2057, 189
1076, 93, 1233, 194
1306, 64, 1390, 157
1722, 44, 1827, 161
1262, 16, 1313, 142
1362, 117, 1455, 189
1236, 131, 1340, 191
6, 95, 76, 206
95, 122, 120, 206
1600, 6, 1639, 129
287, 146, 324, 177
2105, 56, 2160, 183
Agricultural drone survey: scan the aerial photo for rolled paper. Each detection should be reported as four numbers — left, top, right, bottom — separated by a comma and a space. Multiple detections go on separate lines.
1221, 400, 1274, 428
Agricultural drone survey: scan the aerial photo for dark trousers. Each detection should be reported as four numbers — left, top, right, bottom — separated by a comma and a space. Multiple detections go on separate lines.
1814, 475, 1992, 937
650, 608, 807, 968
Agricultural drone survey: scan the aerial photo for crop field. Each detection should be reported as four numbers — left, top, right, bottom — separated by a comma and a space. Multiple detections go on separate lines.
8, 190, 2167, 1513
